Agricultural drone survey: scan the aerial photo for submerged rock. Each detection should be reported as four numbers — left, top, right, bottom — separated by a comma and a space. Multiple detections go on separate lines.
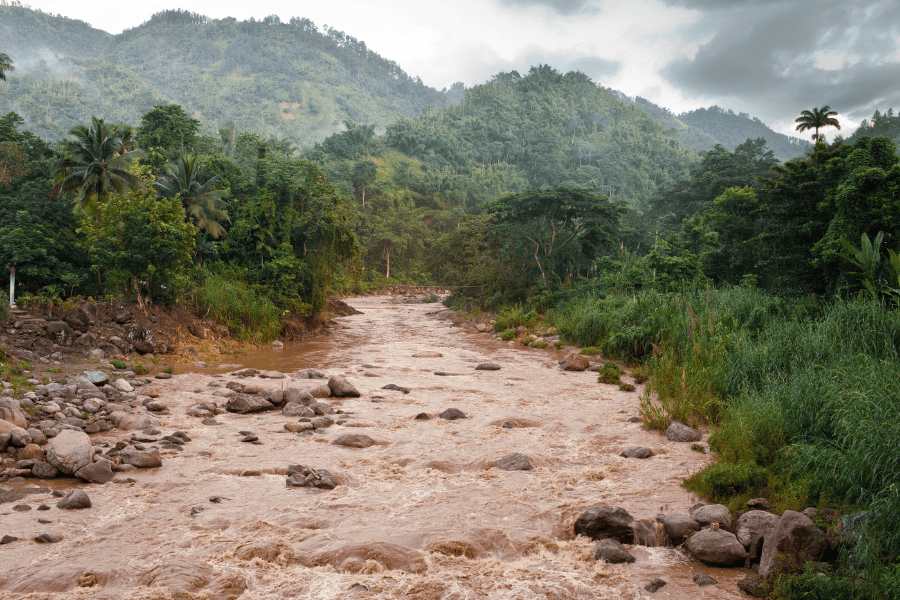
559, 354, 589, 372
620, 446, 653, 459
593, 539, 635, 563
439, 408, 467, 420
57, 489, 92, 510
286, 465, 337, 490
475, 362, 501, 371
574, 506, 634, 543
493, 453, 534, 471
332, 434, 376, 449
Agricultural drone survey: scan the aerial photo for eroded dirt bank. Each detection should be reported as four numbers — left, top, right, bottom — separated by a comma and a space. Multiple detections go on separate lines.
0, 296, 747, 599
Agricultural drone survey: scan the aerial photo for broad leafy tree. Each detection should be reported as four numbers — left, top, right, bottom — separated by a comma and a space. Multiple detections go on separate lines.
0, 52, 12, 80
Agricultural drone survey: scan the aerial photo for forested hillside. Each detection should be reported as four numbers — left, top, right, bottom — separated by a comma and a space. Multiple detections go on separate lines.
0, 5, 447, 142
852, 108, 900, 146
635, 99, 810, 160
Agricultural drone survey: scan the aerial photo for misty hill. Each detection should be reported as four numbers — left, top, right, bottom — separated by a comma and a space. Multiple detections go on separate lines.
0, 5, 447, 142
634, 98, 809, 160
318, 66, 696, 209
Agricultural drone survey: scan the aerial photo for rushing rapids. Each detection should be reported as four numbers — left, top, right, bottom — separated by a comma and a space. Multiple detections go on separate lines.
0, 296, 748, 599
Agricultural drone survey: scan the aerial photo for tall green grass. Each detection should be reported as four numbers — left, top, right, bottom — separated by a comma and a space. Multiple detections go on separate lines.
550, 287, 900, 597
191, 271, 282, 342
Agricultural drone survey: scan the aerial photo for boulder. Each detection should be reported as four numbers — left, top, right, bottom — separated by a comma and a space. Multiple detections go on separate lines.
692, 504, 732, 530
46, 430, 93, 475
685, 528, 747, 566
0, 419, 31, 448
75, 458, 115, 484
738, 574, 769, 598
31, 461, 59, 479
736, 510, 779, 559
493, 453, 534, 471
475, 362, 502, 371
285, 422, 315, 433
666, 421, 701, 442
113, 379, 134, 393
120, 448, 162, 468
594, 538, 635, 563
574, 506, 634, 543
109, 411, 158, 431
328, 375, 360, 398
332, 434, 377, 449
283, 402, 315, 418
0, 398, 28, 428
284, 388, 315, 405
226, 394, 274, 414
559, 354, 590, 372
46, 321, 75, 345
382, 384, 411, 394
439, 408, 467, 420
286, 465, 337, 490
83, 370, 109, 386
759, 510, 826, 579
57, 489, 91, 510
620, 446, 653, 459
662, 512, 700, 545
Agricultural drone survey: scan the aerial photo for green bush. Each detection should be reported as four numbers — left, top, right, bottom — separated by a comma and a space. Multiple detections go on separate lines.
494, 305, 538, 332
685, 461, 769, 506
597, 362, 622, 385
192, 270, 282, 342
499, 329, 516, 341
0, 296, 7, 322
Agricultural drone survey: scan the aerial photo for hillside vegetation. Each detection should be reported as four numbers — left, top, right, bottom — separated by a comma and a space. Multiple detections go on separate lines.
0, 5, 447, 143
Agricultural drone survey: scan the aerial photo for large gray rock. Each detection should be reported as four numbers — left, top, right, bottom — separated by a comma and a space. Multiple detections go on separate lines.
759, 510, 826, 578
109, 411, 158, 431
493, 453, 534, 471
226, 394, 274, 414
0, 419, 31, 448
284, 388, 315, 405
736, 510, 779, 559
120, 448, 162, 468
662, 512, 700, 545
685, 528, 747, 566
46, 430, 94, 475
666, 421, 701, 442
620, 446, 653, 459
594, 538, 635, 563
283, 402, 315, 418
46, 321, 75, 345
57, 489, 91, 509
83, 370, 109, 386
328, 375, 360, 398
286, 465, 337, 490
75, 458, 115, 484
0, 398, 28, 428
332, 434, 376, 448
574, 506, 634, 543
692, 504, 732, 530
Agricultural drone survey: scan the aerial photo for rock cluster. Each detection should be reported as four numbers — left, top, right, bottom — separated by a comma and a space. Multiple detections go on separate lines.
572, 500, 829, 586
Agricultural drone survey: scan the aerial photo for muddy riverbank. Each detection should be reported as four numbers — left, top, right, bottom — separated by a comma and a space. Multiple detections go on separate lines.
0, 296, 748, 599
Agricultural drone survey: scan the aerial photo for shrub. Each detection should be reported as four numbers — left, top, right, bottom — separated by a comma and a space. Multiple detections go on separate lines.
597, 362, 621, 385
684, 461, 768, 506
580, 346, 602, 355
192, 269, 282, 342
499, 329, 516, 341
110, 359, 127, 370
494, 305, 538, 332
0, 296, 7, 322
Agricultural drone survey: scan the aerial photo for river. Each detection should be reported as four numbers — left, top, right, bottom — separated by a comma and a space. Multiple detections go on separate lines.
0, 296, 746, 599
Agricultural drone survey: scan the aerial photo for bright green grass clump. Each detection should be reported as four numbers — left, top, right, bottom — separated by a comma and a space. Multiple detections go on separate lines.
192, 272, 282, 343
597, 362, 621, 385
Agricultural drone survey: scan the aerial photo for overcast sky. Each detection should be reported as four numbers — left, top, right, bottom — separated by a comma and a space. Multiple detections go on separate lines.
21, 0, 900, 137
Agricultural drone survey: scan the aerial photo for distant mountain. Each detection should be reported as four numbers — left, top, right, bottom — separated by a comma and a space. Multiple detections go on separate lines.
0, 5, 448, 143
850, 108, 900, 147
633, 99, 810, 161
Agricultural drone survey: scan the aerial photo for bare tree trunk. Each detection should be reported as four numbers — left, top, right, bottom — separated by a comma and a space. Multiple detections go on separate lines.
361, 187, 366, 209
384, 243, 391, 279
532, 240, 546, 288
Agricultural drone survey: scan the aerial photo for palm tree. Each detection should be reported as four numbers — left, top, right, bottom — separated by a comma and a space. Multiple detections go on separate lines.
156, 154, 229, 238
795, 106, 841, 142
54, 117, 138, 208
0, 52, 13, 80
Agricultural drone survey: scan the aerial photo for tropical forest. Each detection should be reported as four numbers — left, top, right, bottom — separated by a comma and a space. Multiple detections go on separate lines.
0, 3, 897, 600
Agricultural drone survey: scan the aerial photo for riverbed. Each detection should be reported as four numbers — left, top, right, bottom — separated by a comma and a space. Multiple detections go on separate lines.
0, 296, 746, 599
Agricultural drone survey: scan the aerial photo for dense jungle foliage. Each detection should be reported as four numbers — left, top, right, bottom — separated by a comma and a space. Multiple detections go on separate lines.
1, 9, 899, 595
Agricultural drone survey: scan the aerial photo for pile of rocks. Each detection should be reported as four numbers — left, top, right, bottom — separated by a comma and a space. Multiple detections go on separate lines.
1, 369, 166, 482
1, 302, 172, 365
573, 500, 829, 595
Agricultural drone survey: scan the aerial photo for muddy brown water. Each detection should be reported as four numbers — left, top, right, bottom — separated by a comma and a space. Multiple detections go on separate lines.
0, 296, 747, 599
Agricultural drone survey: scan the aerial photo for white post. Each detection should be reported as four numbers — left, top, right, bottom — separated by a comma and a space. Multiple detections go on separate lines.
8, 265, 15, 308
